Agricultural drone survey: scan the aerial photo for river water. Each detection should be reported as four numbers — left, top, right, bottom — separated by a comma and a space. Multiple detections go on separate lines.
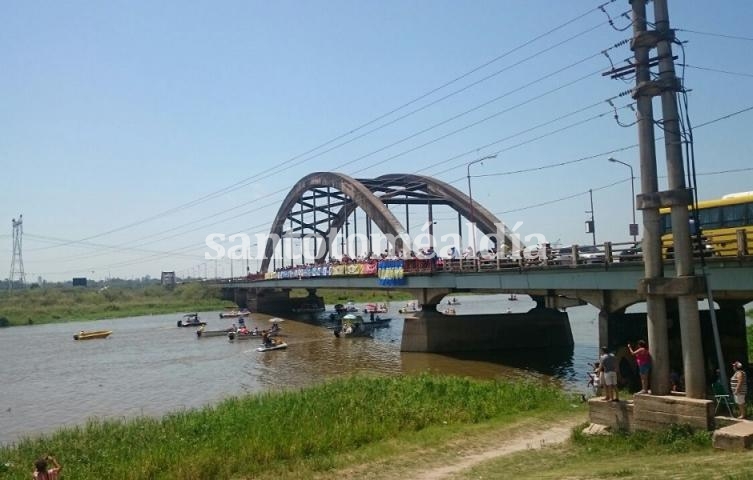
0, 294, 599, 446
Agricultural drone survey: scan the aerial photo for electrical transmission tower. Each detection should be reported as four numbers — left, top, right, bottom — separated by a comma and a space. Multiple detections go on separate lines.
9, 214, 26, 291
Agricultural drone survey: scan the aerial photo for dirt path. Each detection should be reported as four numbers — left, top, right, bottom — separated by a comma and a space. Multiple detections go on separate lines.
313, 415, 585, 480
413, 420, 577, 480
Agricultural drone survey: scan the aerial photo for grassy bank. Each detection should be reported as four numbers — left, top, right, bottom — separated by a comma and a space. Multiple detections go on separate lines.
0, 374, 577, 480
0, 283, 227, 326
290, 288, 414, 304
453, 423, 749, 480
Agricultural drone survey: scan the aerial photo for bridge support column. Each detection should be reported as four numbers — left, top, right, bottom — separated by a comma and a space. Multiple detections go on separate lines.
401, 306, 573, 353
598, 309, 609, 349
247, 288, 292, 315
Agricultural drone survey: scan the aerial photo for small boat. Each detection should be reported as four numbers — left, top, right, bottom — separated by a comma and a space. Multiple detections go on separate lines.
177, 313, 206, 327
334, 314, 374, 338
73, 330, 112, 340
196, 326, 236, 338
219, 308, 251, 319
398, 301, 421, 313
228, 323, 280, 340
256, 341, 288, 352
227, 329, 262, 340
335, 301, 359, 315
363, 312, 392, 328
363, 302, 388, 314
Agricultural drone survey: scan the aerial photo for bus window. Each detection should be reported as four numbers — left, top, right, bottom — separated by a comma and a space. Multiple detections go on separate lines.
724, 204, 746, 228
697, 206, 723, 229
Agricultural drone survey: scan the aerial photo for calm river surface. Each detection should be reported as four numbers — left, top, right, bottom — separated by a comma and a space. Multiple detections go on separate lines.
0, 294, 599, 446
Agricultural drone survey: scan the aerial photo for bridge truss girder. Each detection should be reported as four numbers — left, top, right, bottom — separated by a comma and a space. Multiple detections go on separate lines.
260, 172, 513, 272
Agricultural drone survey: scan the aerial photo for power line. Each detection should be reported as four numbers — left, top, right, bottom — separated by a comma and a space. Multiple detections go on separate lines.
31, 103, 753, 274
31, 2, 615, 251
679, 63, 753, 79
675, 28, 753, 42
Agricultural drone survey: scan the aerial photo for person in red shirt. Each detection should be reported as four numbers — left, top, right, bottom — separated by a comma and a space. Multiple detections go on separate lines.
33, 455, 62, 480
628, 340, 653, 394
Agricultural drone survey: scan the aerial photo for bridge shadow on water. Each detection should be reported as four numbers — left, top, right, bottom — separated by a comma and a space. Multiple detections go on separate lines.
441, 345, 579, 388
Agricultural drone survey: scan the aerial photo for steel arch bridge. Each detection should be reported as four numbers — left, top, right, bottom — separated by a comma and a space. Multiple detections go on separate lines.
260, 172, 513, 272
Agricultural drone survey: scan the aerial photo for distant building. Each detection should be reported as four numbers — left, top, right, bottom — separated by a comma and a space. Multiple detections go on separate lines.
161, 271, 176, 287
72, 277, 87, 287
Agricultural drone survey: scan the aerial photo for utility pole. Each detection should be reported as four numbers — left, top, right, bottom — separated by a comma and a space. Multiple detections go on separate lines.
585, 189, 596, 247
609, 0, 705, 397
654, 0, 705, 398
8, 214, 26, 292
629, 0, 671, 396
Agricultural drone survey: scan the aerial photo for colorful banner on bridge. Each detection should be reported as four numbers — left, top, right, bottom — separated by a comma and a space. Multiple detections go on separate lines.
377, 259, 405, 286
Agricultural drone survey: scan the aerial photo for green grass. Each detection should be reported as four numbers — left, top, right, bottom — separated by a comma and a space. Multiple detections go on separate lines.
0, 283, 227, 326
452, 423, 750, 480
0, 374, 576, 480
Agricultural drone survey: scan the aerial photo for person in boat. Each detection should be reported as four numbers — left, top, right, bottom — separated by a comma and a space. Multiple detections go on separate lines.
238, 317, 246, 328
252, 326, 260, 335
262, 331, 274, 347
238, 325, 249, 335
269, 322, 280, 334
33, 454, 62, 480
231, 323, 237, 332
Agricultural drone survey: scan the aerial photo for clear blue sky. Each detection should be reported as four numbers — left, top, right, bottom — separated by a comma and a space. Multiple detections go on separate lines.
2, 1, 752, 282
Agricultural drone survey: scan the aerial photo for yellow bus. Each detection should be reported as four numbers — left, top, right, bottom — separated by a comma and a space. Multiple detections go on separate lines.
659, 191, 753, 257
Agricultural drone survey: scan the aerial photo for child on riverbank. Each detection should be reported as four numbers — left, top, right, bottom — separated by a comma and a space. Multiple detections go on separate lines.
587, 362, 602, 396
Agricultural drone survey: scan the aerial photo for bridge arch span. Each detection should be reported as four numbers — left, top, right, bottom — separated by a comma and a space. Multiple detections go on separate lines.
260, 172, 407, 272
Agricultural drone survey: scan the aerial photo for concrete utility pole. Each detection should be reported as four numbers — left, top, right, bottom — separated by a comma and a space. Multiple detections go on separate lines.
630, 0, 670, 395
627, 0, 705, 398
653, 0, 705, 398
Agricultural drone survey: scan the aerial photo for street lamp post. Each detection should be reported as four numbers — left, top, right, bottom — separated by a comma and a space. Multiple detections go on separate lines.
608, 157, 638, 242
467, 154, 497, 256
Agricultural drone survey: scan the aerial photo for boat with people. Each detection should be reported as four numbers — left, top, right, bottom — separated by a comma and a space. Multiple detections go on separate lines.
363, 302, 388, 314
333, 314, 375, 338
256, 340, 288, 352
219, 307, 251, 319
73, 330, 112, 340
228, 320, 281, 340
176, 313, 206, 327
398, 301, 421, 313
334, 301, 360, 314
196, 325, 237, 338
363, 311, 392, 328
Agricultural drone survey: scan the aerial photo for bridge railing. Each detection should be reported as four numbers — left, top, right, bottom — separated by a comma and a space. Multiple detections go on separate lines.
212, 230, 751, 283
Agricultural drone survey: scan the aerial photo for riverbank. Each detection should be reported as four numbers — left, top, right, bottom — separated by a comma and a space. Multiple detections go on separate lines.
0, 374, 577, 479
0, 283, 227, 326
3, 375, 752, 479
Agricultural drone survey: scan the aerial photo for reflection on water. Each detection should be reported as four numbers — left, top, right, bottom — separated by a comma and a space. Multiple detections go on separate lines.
0, 294, 600, 445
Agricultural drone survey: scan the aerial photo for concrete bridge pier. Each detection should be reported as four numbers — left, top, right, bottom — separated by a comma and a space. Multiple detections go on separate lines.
246, 288, 292, 315
401, 291, 573, 353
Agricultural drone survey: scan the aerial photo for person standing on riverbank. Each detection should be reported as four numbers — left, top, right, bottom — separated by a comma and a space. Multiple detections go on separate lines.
33, 455, 61, 479
628, 340, 652, 394
599, 347, 618, 402
731, 361, 747, 419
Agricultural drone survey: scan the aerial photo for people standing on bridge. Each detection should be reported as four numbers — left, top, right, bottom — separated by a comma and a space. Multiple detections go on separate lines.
599, 347, 619, 402
628, 340, 652, 394
731, 361, 747, 419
